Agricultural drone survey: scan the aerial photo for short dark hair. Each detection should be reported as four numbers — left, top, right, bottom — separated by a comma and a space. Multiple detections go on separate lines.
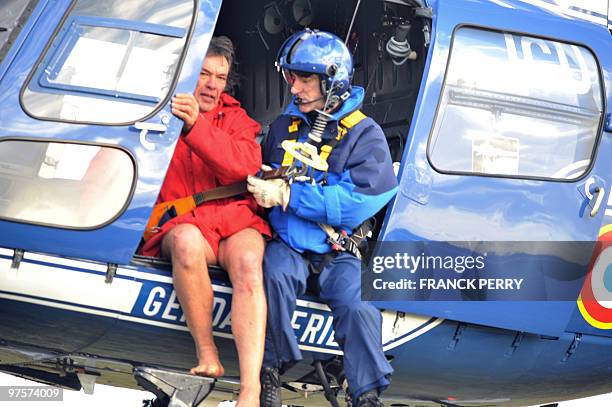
206, 36, 236, 92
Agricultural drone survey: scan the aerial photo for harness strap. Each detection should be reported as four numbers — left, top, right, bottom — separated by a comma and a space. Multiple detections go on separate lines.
320, 109, 367, 162
283, 110, 372, 259
282, 110, 367, 165
317, 110, 370, 258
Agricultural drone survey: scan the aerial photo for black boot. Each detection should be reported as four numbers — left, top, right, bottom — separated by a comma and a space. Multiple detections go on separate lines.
355, 390, 384, 407
260, 366, 282, 407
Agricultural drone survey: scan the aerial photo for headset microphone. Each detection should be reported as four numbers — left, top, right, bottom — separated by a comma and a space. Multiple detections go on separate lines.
293, 96, 325, 106
293, 96, 325, 105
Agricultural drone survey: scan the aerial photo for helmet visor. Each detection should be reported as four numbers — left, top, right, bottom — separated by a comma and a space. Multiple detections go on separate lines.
282, 68, 295, 85
282, 69, 317, 86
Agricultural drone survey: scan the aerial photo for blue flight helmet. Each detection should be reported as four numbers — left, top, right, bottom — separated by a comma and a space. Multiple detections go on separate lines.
276, 29, 353, 109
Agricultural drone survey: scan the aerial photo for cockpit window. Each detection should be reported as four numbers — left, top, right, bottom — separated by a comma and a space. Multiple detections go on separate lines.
428, 27, 603, 180
0, 140, 134, 228
21, 0, 194, 124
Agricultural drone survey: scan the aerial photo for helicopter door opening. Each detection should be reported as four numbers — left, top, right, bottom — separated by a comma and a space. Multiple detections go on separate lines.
134, 0, 430, 267
223, 0, 428, 171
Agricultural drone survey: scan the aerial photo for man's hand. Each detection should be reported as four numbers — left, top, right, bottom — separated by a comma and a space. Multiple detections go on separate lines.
247, 175, 291, 210
172, 93, 200, 133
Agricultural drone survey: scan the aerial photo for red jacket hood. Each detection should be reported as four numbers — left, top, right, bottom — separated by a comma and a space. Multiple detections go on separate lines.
202, 93, 242, 120
220, 92, 240, 107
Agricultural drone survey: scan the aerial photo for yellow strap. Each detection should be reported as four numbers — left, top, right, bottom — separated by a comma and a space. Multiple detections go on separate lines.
283, 111, 367, 166
288, 119, 300, 133
281, 139, 296, 166
340, 109, 367, 129
319, 144, 333, 162
321, 110, 367, 160
283, 119, 301, 165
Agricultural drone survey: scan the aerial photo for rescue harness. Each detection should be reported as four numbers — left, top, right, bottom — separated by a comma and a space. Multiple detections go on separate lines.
282, 109, 374, 261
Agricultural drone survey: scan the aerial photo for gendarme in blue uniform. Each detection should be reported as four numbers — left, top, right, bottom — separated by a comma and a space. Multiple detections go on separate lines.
263, 86, 398, 252
262, 86, 398, 399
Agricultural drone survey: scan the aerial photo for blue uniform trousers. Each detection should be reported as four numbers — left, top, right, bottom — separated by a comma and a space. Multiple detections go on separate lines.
263, 238, 393, 399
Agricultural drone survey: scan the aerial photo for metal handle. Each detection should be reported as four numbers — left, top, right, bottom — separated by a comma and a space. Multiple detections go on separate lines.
135, 120, 168, 151
589, 186, 604, 217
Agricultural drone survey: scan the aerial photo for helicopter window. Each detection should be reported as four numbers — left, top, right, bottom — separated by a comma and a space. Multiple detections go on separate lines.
428, 27, 603, 180
0, 140, 134, 229
20, 0, 194, 125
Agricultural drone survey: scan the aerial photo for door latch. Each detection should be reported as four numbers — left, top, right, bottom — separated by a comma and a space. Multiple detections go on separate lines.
589, 186, 604, 217
134, 120, 168, 151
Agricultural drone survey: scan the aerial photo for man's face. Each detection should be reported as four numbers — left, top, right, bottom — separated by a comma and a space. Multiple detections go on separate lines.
287, 71, 325, 113
195, 54, 229, 113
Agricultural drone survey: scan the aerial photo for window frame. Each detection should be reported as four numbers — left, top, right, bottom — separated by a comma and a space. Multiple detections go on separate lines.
426, 24, 606, 183
0, 0, 41, 70
19, 0, 198, 126
31, 15, 186, 105
0, 137, 137, 231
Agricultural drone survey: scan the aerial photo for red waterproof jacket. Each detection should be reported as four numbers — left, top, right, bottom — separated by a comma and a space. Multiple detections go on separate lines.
141, 93, 270, 257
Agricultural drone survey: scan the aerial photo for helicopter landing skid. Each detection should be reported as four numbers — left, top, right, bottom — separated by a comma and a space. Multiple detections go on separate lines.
134, 366, 215, 407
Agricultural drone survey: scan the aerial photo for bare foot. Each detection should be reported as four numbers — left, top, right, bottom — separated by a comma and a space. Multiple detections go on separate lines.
190, 346, 225, 378
235, 388, 260, 407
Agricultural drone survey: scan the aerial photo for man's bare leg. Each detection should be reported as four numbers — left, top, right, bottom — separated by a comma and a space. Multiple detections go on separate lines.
219, 228, 266, 407
162, 223, 224, 377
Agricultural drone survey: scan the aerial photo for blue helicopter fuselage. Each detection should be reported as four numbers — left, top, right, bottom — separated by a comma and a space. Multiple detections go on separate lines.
0, 0, 611, 405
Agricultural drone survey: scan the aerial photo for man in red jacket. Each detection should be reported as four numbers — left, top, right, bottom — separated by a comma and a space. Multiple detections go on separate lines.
141, 37, 270, 407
